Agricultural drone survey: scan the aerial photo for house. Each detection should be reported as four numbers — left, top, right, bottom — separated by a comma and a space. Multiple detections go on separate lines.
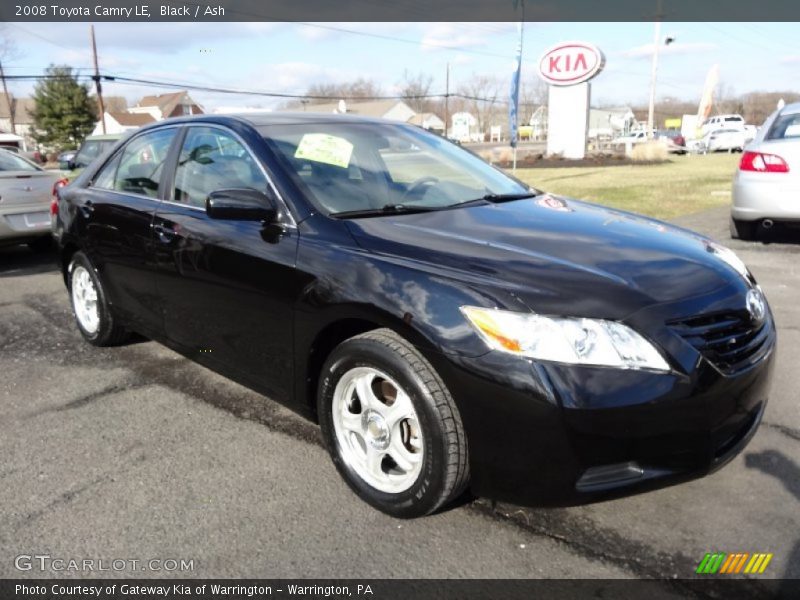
407, 112, 445, 133
0, 93, 36, 150
296, 99, 416, 123
128, 91, 204, 121
450, 112, 478, 143
92, 111, 156, 135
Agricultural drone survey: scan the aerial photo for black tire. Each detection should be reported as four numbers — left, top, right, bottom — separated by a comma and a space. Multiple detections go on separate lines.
68, 251, 130, 346
27, 236, 53, 252
318, 328, 469, 518
730, 217, 758, 241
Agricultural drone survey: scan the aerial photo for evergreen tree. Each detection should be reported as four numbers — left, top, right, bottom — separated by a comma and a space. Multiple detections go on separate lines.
30, 65, 97, 149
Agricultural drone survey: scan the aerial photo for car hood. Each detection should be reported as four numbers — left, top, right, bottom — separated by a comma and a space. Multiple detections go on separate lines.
344, 196, 743, 320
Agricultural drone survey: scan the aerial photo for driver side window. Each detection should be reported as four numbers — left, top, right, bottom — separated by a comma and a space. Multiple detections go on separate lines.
173, 127, 266, 209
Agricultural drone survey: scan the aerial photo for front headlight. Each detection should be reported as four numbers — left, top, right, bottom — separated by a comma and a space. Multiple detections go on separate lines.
461, 306, 670, 372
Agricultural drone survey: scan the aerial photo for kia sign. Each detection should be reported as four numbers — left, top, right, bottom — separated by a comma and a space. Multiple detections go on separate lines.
538, 41, 605, 86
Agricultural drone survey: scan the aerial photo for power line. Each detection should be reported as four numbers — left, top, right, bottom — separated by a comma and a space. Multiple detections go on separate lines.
4, 72, 544, 107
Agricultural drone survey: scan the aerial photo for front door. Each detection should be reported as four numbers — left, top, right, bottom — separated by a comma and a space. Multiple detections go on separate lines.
152, 125, 298, 400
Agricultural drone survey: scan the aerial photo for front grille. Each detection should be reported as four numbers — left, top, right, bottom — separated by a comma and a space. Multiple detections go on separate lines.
669, 310, 773, 375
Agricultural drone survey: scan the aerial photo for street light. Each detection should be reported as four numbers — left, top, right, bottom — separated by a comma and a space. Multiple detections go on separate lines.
646, 28, 676, 137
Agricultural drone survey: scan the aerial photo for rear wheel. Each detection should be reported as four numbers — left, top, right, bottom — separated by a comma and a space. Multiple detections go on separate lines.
318, 328, 469, 518
68, 251, 130, 346
730, 217, 758, 241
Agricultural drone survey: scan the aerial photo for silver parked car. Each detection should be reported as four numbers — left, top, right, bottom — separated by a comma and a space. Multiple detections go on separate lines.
731, 102, 800, 240
0, 148, 62, 251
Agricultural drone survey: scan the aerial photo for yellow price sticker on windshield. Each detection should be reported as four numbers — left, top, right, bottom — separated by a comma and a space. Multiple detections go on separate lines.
294, 133, 354, 168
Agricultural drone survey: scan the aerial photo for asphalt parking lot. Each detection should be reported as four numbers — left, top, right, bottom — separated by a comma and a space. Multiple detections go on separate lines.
0, 207, 798, 593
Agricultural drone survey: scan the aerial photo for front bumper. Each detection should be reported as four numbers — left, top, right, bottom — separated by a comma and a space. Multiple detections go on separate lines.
432, 291, 777, 506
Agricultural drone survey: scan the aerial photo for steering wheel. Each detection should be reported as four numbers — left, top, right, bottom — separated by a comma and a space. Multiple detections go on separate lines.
401, 176, 439, 200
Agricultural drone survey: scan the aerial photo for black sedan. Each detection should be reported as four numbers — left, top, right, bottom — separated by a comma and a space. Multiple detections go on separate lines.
53, 114, 775, 518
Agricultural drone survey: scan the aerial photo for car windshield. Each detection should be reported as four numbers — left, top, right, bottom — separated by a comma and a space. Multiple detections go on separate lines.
0, 150, 40, 172
261, 122, 531, 216
73, 139, 116, 168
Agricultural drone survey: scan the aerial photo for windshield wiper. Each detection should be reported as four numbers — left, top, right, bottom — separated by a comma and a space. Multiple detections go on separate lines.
446, 191, 539, 209
479, 191, 539, 203
330, 204, 443, 219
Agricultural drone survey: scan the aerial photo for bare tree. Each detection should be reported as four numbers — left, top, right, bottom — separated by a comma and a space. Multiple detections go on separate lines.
715, 82, 744, 116
397, 70, 434, 113
519, 74, 548, 124
456, 74, 501, 135
741, 91, 800, 125
304, 78, 384, 104
0, 25, 22, 133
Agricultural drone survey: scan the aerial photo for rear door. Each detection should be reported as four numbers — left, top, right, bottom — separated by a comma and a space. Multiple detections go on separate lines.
152, 124, 298, 400
78, 126, 179, 334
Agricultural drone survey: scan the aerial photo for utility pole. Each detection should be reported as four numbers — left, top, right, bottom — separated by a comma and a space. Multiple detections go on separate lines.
646, 0, 664, 137
443, 62, 450, 138
0, 59, 14, 134
90, 25, 106, 134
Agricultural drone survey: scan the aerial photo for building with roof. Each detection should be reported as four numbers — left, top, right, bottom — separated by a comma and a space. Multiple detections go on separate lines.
0, 93, 37, 150
296, 99, 416, 123
407, 112, 445, 133
128, 91, 204, 121
92, 111, 157, 135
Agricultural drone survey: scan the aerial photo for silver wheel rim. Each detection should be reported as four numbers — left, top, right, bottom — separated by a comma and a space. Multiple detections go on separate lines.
71, 265, 100, 334
332, 366, 424, 494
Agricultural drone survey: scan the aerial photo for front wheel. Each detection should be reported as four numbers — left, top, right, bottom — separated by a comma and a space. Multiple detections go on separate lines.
318, 329, 469, 518
68, 251, 130, 346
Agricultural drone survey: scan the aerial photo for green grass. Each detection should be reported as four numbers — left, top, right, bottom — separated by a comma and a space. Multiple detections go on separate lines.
511, 153, 740, 220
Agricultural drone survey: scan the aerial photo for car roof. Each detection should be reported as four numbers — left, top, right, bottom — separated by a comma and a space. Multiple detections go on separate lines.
85, 133, 123, 141
779, 102, 800, 116
130, 112, 403, 132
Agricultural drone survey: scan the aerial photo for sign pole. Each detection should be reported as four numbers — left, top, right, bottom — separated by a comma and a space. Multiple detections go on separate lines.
509, 0, 524, 173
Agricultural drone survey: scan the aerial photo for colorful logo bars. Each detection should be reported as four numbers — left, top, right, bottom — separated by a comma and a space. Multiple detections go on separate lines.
696, 552, 773, 574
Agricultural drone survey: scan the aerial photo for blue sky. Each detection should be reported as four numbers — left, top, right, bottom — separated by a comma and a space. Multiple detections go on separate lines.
3, 22, 799, 111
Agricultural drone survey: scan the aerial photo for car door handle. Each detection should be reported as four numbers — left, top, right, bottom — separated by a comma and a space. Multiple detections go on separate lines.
153, 223, 177, 243
79, 200, 94, 217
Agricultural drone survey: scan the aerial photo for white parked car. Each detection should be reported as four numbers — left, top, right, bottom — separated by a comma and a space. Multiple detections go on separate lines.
731, 102, 800, 240
612, 130, 650, 145
701, 114, 745, 136
704, 128, 747, 153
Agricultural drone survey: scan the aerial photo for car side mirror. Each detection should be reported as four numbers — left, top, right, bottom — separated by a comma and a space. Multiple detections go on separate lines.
66, 160, 76, 170
206, 188, 278, 222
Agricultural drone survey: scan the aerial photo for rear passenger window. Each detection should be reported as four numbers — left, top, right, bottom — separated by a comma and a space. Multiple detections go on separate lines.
114, 128, 177, 198
767, 114, 800, 140
172, 127, 266, 208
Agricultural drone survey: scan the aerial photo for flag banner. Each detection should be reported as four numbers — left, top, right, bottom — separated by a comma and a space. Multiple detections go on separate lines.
509, 20, 524, 149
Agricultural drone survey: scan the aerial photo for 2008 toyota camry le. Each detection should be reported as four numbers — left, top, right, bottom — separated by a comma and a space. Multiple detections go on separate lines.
53, 113, 776, 518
